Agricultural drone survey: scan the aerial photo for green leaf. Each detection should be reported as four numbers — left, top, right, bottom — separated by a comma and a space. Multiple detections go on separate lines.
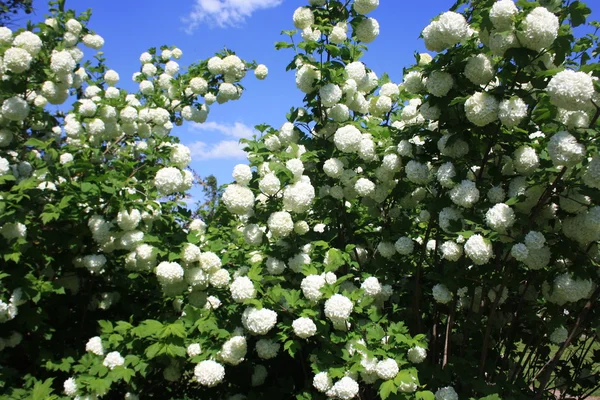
416, 391, 436, 400
24, 138, 47, 149
160, 322, 187, 339
145, 342, 164, 359
30, 378, 54, 400
379, 380, 397, 400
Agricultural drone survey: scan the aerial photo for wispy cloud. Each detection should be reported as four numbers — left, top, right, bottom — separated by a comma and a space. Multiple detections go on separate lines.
191, 121, 256, 139
188, 140, 248, 160
183, 0, 283, 32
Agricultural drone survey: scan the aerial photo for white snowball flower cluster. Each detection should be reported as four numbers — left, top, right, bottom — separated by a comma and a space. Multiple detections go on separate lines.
313, 371, 333, 393
50, 50, 76, 75
154, 167, 185, 195
518, 7, 559, 52
438, 134, 469, 158
485, 203, 515, 233
156, 262, 184, 285
546, 70, 595, 111
549, 273, 593, 304
194, 360, 225, 387
222, 184, 255, 215
583, 155, 600, 189
219, 336, 247, 366
187, 343, 202, 357
403, 71, 425, 94
301, 275, 326, 301
355, 18, 380, 43
353, 0, 379, 14
440, 241, 463, 262
422, 11, 470, 52
283, 180, 315, 213
547, 131, 585, 167
513, 146, 539, 175
426, 71, 454, 97
435, 386, 458, 400
63, 377, 77, 397
361, 276, 382, 296
449, 180, 480, 208
230, 276, 256, 303
296, 64, 321, 93
464, 234, 493, 265
334, 125, 363, 153
408, 346, 427, 364
255, 64, 268, 80
267, 211, 294, 237
85, 336, 104, 356
405, 161, 430, 184
354, 178, 375, 197
293, 7, 314, 29
465, 92, 499, 126
103, 351, 125, 369
320, 83, 343, 107
394, 236, 415, 255
324, 294, 353, 322
256, 338, 280, 359
489, 0, 518, 30
2, 96, 29, 121
242, 307, 278, 335
328, 376, 359, 399
464, 54, 495, 85
232, 164, 252, 186
433, 284, 452, 304
498, 97, 527, 127
292, 317, 317, 339
324, 158, 345, 178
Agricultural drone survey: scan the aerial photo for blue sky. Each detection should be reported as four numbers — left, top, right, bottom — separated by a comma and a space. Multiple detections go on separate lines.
22, 0, 599, 206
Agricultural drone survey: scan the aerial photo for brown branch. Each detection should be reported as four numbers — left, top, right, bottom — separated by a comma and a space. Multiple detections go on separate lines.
443, 298, 457, 369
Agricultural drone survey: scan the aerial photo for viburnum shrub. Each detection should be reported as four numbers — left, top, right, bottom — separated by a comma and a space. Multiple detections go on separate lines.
1, 0, 600, 399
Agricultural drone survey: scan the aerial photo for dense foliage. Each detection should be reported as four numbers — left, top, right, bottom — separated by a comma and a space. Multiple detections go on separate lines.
0, 0, 599, 399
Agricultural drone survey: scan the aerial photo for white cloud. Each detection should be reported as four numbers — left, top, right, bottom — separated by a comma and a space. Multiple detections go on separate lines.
184, 0, 283, 31
191, 121, 256, 139
188, 140, 248, 160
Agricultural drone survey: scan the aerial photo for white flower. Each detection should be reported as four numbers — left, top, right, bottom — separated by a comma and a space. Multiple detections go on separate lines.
171, 144, 191, 169
433, 284, 452, 304
117, 209, 141, 231
266, 257, 286, 275
407, 346, 427, 364
376, 358, 399, 380
2, 96, 29, 121
82, 34, 104, 49
435, 386, 458, 400
219, 336, 247, 365
518, 7, 559, 52
395, 236, 415, 255
154, 167, 184, 195
353, 0, 379, 14
296, 64, 320, 93
440, 241, 463, 262
255, 64, 268, 80
465, 92, 499, 126
355, 17, 379, 43
256, 339, 280, 359
156, 262, 184, 285
547, 131, 585, 167
546, 70, 594, 111
550, 326, 568, 344
524, 231, 545, 250
283, 180, 315, 213
268, 211, 294, 237
324, 158, 345, 178
464, 234, 493, 265
405, 161, 430, 184
378, 241, 396, 259
64, 377, 77, 397
230, 276, 256, 303
232, 164, 252, 186
511, 243, 529, 261
189, 219, 207, 234
50, 50, 76, 75
490, 0, 518, 30
513, 146, 539, 175
583, 154, 600, 189
320, 83, 343, 107
449, 180, 480, 208
361, 277, 382, 296
103, 351, 125, 369
403, 71, 425, 94
426, 71, 453, 97
334, 125, 363, 153
85, 336, 104, 356
330, 377, 359, 400
293, 7, 314, 29
222, 184, 255, 215
354, 178, 375, 197
293, 317, 317, 339
82, 254, 106, 274
187, 343, 202, 357
13, 31, 42, 55
313, 371, 333, 393
422, 11, 470, 52
464, 54, 495, 85
324, 294, 353, 322
301, 275, 326, 301
485, 203, 515, 233
498, 97, 527, 127
242, 307, 278, 335
195, 360, 225, 387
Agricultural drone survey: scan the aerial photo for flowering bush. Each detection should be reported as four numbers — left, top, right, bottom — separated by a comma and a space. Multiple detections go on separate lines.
1, 0, 600, 399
